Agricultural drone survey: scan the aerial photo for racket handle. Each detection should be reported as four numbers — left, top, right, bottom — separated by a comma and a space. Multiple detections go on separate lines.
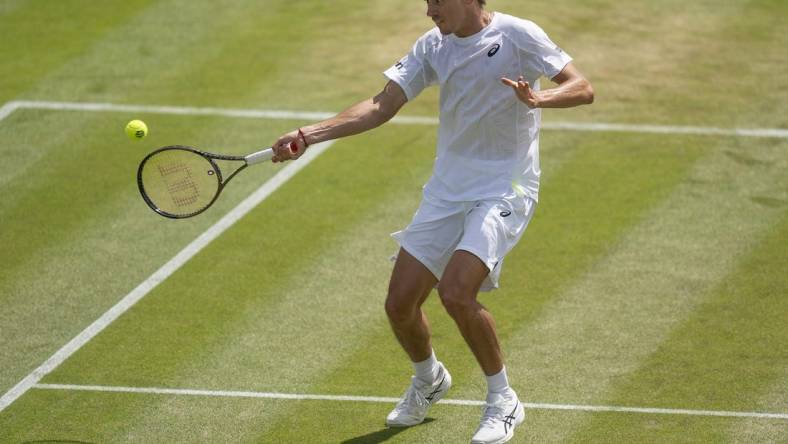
244, 142, 298, 165
244, 148, 274, 165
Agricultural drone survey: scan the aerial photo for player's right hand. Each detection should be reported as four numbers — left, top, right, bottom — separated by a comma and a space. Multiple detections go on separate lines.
272, 129, 308, 163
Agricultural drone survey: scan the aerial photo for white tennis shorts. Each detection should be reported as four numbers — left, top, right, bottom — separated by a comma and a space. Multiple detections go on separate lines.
391, 192, 536, 292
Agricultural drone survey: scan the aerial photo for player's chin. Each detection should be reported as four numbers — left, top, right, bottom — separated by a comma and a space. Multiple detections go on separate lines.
433, 21, 450, 34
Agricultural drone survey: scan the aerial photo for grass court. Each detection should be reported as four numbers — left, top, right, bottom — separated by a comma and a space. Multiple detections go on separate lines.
0, 0, 786, 442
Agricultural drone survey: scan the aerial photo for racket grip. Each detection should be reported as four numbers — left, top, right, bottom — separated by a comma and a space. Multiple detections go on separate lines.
244, 148, 274, 165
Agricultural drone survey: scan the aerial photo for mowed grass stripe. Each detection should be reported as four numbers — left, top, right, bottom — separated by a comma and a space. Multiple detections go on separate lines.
0, 0, 26, 15
156, 0, 426, 112
0, 389, 299, 444
201, 0, 442, 115
502, 138, 788, 442
569, 209, 788, 442
0, 0, 156, 103
20, 0, 300, 104
18, 0, 416, 112
0, 109, 88, 190
513, 0, 788, 128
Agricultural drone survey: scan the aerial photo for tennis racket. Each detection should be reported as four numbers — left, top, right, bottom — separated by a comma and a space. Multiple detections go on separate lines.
137, 143, 294, 219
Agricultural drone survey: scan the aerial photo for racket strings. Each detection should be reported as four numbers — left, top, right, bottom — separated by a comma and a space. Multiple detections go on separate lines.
159, 163, 200, 207
156, 161, 190, 176
140, 149, 220, 217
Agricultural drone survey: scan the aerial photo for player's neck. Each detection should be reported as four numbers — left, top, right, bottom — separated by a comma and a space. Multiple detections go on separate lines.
454, 10, 493, 38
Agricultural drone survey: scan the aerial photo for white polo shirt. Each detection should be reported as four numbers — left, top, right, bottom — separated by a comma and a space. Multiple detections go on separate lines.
384, 12, 572, 202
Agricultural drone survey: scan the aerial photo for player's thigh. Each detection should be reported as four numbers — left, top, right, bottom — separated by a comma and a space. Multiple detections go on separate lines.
387, 248, 439, 312
438, 250, 490, 303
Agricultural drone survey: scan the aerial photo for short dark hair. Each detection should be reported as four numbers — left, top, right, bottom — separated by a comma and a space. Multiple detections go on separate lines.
478, 0, 486, 5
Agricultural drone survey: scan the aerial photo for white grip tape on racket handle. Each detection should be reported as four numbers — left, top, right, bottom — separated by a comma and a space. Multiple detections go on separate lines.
245, 148, 274, 165
245, 142, 298, 165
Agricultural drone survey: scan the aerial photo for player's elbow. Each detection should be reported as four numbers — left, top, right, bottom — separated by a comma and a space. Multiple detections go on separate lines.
371, 83, 408, 126
582, 80, 595, 105
373, 106, 397, 126
373, 102, 403, 126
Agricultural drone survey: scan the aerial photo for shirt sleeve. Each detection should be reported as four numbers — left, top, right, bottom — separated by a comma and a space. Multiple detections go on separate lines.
508, 19, 573, 80
383, 33, 438, 101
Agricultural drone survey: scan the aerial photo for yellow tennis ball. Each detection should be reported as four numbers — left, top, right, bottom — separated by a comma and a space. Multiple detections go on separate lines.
125, 120, 148, 140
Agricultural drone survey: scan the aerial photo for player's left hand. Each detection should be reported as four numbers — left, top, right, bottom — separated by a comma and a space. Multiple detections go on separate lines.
501, 76, 541, 108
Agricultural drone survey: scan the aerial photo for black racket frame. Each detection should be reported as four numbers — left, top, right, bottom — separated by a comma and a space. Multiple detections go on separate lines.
137, 145, 249, 219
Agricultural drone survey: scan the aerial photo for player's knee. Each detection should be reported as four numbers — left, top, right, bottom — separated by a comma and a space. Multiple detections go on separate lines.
437, 283, 474, 318
385, 292, 416, 324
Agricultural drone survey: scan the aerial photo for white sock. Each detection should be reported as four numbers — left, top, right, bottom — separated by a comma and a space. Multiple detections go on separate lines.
486, 366, 510, 394
413, 350, 440, 384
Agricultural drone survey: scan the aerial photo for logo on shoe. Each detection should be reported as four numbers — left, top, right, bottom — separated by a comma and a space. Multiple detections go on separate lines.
503, 405, 518, 433
425, 370, 447, 402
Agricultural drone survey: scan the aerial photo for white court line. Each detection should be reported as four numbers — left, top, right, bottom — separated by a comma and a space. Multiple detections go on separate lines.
9, 100, 438, 126
0, 140, 336, 413
32, 383, 788, 420
0, 101, 19, 122
8, 99, 788, 139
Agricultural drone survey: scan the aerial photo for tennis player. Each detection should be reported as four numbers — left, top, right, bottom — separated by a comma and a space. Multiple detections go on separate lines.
272, 1, 593, 442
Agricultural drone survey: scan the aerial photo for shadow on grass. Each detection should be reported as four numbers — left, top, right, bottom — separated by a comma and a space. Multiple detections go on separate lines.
341, 418, 435, 444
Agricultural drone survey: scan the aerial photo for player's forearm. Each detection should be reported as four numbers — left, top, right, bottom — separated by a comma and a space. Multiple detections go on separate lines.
301, 98, 393, 145
536, 77, 594, 108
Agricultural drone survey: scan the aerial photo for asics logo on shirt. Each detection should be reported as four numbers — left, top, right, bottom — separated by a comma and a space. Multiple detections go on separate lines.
500, 210, 511, 217
487, 43, 501, 57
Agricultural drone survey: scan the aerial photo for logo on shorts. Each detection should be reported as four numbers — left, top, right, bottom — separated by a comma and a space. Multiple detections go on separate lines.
487, 43, 500, 57
500, 210, 511, 217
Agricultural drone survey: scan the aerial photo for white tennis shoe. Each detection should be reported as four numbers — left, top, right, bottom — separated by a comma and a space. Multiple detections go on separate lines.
386, 363, 452, 427
471, 390, 526, 444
